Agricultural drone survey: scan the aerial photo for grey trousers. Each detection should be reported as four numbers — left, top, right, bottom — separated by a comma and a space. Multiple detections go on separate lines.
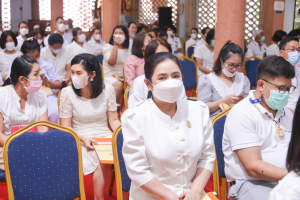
228, 180, 277, 200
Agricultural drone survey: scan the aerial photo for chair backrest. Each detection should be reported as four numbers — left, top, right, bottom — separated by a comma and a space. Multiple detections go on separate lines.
0, 170, 6, 182
123, 64, 127, 91
211, 108, 232, 200
3, 121, 86, 200
95, 52, 103, 65
243, 56, 262, 87
100, 63, 104, 79
187, 46, 195, 58
178, 56, 198, 91
191, 53, 196, 62
124, 87, 130, 110
112, 126, 131, 200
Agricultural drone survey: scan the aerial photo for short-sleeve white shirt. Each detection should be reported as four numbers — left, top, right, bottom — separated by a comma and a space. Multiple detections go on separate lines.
88, 37, 106, 54
194, 44, 214, 76
65, 41, 97, 64
246, 41, 267, 59
185, 38, 198, 55
223, 90, 293, 182
16, 35, 25, 51
0, 51, 22, 75
266, 43, 279, 56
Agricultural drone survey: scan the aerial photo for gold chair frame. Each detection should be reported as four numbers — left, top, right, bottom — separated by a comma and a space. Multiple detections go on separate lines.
3, 121, 86, 200
186, 45, 195, 58
124, 87, 130, 110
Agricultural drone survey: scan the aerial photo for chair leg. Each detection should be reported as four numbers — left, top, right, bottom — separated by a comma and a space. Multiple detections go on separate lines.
108, 168, 115, 196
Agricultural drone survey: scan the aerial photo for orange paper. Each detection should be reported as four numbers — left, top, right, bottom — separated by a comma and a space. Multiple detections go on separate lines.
93, 138, 114, 164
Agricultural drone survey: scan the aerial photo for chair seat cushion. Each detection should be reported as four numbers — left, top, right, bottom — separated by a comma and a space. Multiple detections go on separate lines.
0, 170, 5, 182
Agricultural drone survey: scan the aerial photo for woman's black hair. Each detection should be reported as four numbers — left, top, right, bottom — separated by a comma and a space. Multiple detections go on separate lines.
127, 22, 137, 28
0, 30, 18, 49
3, 55, 38, 86
18, 21, 28, 29
109, 25, 129, 49
145, 52, 181, 83
21, 38, 41, 54
206, 29, 215, 44
272, 30, 287, 43
167, 25, 177, 33
159, 31, 168, 37
48, 33, 64, 46
191, 27, 199, 33
144, 38, 172, 61
30, 28, 45, 47
146, 29, 158, 38
287, 98, 300, 175
132, 33, 150, 58
201, 27, 210, 35
91, 27, 101, 35
72, 27, 82, 42
70, 53, 104, 98
137, 25, 146, 33
213, 41, 244, 75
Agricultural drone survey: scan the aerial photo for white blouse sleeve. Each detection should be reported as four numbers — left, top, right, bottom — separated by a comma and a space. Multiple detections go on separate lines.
106, 83, 117, 111
121, 109, 155, 186
197, 102, 215, 172
65, 45, 74, 64
103, 44, 113, 65
194, 45, 203, 59
34, 91, 48, 117
244, 76, 251, 94
59, 87, 73, 118
197, 75, 213, 102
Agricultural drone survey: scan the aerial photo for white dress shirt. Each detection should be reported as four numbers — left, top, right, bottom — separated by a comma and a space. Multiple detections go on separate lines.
44, 31, 72, 47
167, 36, 183, 58
16, 35, 25, 51
129, 38, 133, 49
185, 38, 198, 55
194, 38, 206, 51
0, 51, 22, 76
287, 66, 300, 111
245, 41, 267, 59
88, 37, 106, 54
122, 99, 215, 200
0, 85, 48, 135
194, 44, 214, 76
266, 43, 279, 56
128, 74, 187, 109
40, 46, 70, 79
65, 41, 97, 64
223, 90, 293, 182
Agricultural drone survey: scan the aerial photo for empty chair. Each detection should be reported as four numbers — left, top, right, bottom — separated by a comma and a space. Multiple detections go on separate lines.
178, 56, 198, 97
243, 56, 262, 87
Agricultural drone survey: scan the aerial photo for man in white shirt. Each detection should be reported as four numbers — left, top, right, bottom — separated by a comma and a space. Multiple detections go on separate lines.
278, 36, 300, 112
44, 17, 71, 47
185, 28, 199, 55
223, 56, 295, 200
245, 29, 267, 59
194, 27, 210, 51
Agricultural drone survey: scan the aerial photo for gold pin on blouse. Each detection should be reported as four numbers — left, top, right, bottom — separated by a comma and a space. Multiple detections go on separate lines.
186, 120, 191, 128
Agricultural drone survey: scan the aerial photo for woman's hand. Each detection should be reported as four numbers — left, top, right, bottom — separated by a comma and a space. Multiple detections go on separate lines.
113, 36, 121, 46
42, 76, 50, 86
161, 193, 180, 200
81, 136, 97, 150
179, 190, 201, 200
223, 94, 243, 104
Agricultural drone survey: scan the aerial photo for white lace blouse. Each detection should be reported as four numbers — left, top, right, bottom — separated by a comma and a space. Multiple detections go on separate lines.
59, 83, 117, 175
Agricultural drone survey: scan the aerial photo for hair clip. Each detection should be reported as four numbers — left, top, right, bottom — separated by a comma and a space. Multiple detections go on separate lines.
229, 41, 235, 44
26, 37, 35, 41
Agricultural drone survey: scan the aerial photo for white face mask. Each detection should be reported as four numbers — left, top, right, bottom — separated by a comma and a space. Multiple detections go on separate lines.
191, 33, 197, 40
78, 34, 86, 42
114, 34, 125, 44
222, 67, 236, 77
37, 39, 43, 45
65, 24, 69, 30
167, 31, 173, 37
51, 47, 62, 54
6, 42, 15, 51
94, 34, 101, 41
20, 28, 28, 36
71, 74, 90, 89
57, 24, 66, 32
150, 79, 183, 103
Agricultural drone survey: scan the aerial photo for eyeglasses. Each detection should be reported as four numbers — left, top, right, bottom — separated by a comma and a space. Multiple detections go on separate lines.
286, 48, 300, 53
226, 62, 242, 69
262, 79, 296, 94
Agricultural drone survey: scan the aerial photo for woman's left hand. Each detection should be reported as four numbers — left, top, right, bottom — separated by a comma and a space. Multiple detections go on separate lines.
179, 190, 201, 200
42, 76, 49, 86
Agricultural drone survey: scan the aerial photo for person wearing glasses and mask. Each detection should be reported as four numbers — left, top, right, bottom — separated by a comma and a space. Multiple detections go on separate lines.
223, 56, 295, 200
197, 42, 250, 118
41, 33, 71, 81
122, 52, 215, 200
278, 36, 300, 112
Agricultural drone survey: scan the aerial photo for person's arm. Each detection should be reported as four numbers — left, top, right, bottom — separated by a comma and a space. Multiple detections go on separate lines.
196, 58, 212, 74
174, 48, 182, 53
107, 110, 120, 131
0, 113, 8, 146
107, 37, 122, 66
124, 56, 136, 86
235, 147, 288, 182
37, 110, 49, 133
206, 94, 243, 113
42, 76, 62, 89
65, 63, 71, 81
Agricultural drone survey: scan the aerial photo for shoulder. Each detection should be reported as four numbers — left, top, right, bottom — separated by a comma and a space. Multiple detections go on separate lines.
39, 59, 53, 69
122, 99, 151, 120
103, 82, 114, 92
33, 90, 47, 103
0, 85, 12, 97
103, 44, 113, 52
199, 73, 212, 84
61, 86, 73, 96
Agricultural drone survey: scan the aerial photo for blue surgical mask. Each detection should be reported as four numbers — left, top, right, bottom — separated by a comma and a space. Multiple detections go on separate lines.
210, 40, 215, 47
264, 82, 289, 110
260, 36, 265, 42
285, 51, 300, 66
130, 32, 135, 38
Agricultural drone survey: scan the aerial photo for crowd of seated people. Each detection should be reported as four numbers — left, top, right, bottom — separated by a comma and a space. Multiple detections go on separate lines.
1, 16, 300, 200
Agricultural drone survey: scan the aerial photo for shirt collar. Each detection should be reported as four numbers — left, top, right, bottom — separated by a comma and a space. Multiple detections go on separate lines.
149, 98, 182, 124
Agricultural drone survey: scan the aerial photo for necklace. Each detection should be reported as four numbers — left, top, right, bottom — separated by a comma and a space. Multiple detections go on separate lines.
265, 112, 285, 137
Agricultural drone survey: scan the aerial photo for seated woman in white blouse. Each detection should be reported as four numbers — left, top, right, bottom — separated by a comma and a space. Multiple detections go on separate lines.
0, 30, 22, 82
66, 27, 97, 70
128, 38, 186, 108
103, 25, 131, 102
122, 52, 215, 200
88, 27, 106, 54
0, 55, 48, 170
31, 28, 45, 49
269, 99, 300, 200
194, 29, 215, 76
16, 21, 29, 51
266, 30, 287, 57
198, 41, 250, 118
40, 33, 71, 80
59, 53, 120, 200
